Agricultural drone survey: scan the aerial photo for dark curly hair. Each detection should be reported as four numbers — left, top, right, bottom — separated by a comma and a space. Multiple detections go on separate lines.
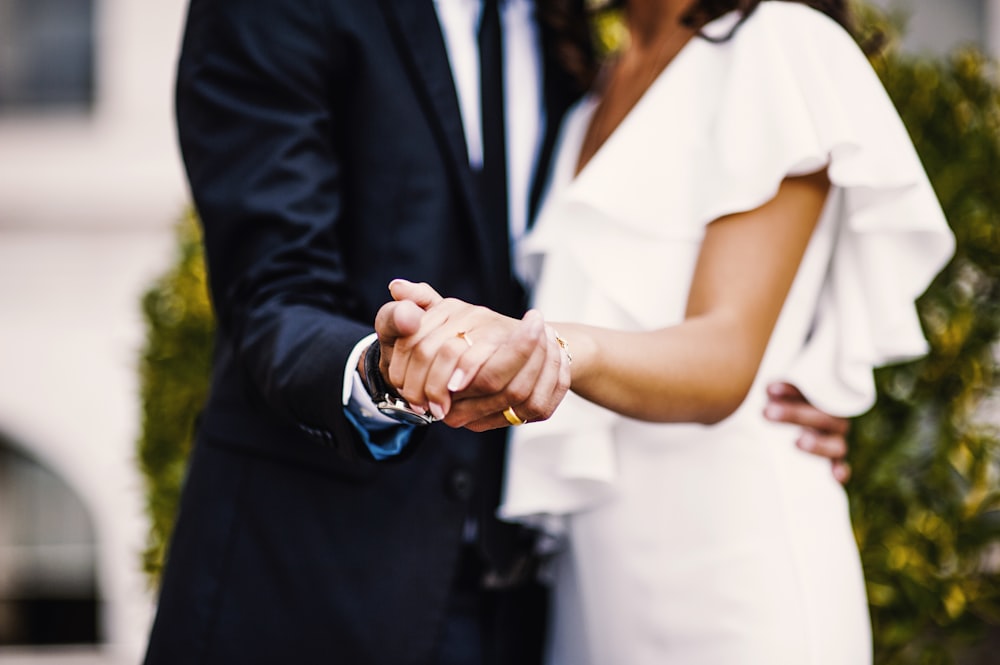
538, 0, 856, 91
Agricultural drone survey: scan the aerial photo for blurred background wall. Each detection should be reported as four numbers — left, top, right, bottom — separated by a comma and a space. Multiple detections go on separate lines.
0, 0, 187, 662
870, 0, 1000, 55
0, 0, 996, 664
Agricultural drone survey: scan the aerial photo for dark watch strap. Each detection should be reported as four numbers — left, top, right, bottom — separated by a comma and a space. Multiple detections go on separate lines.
362, 340, 435, 426
363, 339, 399, 402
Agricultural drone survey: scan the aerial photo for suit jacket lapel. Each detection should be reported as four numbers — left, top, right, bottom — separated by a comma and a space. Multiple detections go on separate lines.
378, 0, 503, 283
378, 0, 582, 305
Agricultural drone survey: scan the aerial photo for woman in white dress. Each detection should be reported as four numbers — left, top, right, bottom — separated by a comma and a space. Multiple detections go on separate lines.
384, 1, 955, 663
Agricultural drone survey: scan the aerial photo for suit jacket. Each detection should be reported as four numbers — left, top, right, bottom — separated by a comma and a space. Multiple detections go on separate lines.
143, 1, 580, 663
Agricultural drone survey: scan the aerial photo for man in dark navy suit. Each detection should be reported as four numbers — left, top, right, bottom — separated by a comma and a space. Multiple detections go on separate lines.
143, 1, 852, 664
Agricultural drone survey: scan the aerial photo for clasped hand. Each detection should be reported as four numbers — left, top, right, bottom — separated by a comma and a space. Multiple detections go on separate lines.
372, 279, 571, 431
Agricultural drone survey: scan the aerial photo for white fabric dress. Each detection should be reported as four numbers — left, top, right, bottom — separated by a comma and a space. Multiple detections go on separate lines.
499, 4, 955, 664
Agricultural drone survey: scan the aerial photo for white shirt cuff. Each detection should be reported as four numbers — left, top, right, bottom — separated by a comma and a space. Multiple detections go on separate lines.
342, 333, 404, 426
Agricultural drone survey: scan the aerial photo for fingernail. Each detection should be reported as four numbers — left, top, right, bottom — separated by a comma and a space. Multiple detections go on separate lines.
797, 432, 816, 451
526, 311, 545, 336
764, 405, 782, 420
428, 402, 445, 420
448, 369, 466, 392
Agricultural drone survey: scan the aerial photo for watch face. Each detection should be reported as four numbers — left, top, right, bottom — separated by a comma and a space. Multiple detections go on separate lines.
377, 398, 437, 426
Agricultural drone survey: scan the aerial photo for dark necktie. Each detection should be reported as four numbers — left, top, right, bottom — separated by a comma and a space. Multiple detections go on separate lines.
475, 0, 522, 579
478, 0, 511, 300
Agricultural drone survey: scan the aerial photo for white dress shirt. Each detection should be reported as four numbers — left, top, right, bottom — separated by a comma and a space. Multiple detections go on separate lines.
436, 0, 544, 241
342, 0, 545, 426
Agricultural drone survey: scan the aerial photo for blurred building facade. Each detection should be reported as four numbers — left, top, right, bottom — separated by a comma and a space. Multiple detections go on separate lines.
871, 0, 1000, 55
0, 0, 188, 661
0, 0, 996, 663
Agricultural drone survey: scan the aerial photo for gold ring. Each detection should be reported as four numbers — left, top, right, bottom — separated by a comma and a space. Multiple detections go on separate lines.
456, 331, 473, 347
502, 406, 526, 426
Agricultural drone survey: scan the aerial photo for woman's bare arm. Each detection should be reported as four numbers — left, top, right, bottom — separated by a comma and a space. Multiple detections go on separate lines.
560, 169, 830, 423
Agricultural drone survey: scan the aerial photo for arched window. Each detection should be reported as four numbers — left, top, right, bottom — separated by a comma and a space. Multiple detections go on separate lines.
0, 437, 100, 645
0, 0, 95, 111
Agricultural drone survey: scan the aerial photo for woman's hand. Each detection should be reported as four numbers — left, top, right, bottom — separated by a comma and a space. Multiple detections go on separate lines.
386, 279, 522, 417
378, 279, 570, 429
765, 382, 852, 483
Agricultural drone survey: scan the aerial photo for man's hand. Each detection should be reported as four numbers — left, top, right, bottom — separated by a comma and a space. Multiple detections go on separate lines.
765, 382, 851, 483
377, 279, 570, 430
368, 294, 427, 393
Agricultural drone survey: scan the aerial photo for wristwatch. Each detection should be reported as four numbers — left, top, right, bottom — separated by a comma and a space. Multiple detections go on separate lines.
363, 340, 436, 426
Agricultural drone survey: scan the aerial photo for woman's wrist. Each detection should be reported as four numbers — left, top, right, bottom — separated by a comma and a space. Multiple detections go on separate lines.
548, 326, 574, 366
551, 322, 596, 387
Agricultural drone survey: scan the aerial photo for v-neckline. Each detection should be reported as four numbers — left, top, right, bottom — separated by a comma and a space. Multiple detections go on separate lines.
568, 10, 739, 182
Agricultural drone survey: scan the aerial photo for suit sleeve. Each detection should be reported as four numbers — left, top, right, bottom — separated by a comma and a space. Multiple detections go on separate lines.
175, 0, 378, 460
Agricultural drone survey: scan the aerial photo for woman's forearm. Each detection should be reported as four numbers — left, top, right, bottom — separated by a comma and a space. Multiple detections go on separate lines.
555, 170, 831, 424
556, 313, 763, 423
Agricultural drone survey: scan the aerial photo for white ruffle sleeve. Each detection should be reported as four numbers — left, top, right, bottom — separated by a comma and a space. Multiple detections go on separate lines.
499, 3, 955, 522
704, 3, 956, 416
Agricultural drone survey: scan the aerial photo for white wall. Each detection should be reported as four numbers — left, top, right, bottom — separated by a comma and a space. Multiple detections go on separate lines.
0, 231, 175, 661
870, 0, 999, 57
987, 0, 1000, 56
0, 1, 189, 231
0, 0, 190, 661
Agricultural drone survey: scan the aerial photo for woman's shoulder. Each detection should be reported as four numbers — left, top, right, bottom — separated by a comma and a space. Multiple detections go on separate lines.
722, 1, 861, 53
699, 1, 875, 101
749, 1, 850, 32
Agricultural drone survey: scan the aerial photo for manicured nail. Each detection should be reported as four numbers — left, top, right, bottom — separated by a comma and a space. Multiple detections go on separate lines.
428, 402, 445, 420
524, 310, 544, 336
797, 432, 816, 451
448, 369, 466, 392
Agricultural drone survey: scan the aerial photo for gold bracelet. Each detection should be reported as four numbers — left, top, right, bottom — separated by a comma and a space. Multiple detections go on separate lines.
553, 331, 572, 365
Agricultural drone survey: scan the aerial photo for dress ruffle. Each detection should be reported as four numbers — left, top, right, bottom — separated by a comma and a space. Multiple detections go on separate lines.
501, 3, 954, 522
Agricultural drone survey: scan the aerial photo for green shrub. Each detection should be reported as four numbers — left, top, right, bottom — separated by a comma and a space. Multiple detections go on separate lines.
137, 209, 214, 581
137, 7, 1000, 661
849, 45, 1000, 663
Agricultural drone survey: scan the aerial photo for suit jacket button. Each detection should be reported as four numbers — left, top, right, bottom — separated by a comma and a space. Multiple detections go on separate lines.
448, 468, 475, 502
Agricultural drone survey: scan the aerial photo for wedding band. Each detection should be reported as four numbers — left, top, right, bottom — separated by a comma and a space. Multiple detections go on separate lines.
502, 406, 526, 426
456, 331, 473, 348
